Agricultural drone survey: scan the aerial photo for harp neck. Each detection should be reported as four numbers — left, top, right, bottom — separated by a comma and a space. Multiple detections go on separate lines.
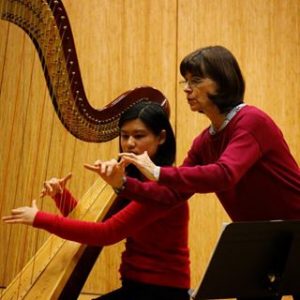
0, 0, 169, 142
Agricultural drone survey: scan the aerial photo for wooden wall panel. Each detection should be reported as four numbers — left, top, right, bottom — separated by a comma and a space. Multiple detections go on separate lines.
177, 0, 300, 290
0, 0, 299, 297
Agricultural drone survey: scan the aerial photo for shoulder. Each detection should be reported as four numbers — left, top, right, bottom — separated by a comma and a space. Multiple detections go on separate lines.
190, 127, 210, 147
236, 105, 277, 127
230, 105, 286, 152
233, 105, 282, 136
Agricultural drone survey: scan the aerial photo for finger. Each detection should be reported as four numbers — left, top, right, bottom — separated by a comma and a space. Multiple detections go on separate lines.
119, 158, 129, 167
118, 152, 136, 158
100, 163, 107, 174
106, 164, 114, 176
143, 150, 150, 158
84, 163, 100, 172
60, 172, 72, 184
2, 217, 22, 224
84, 163, 99, 170
44, 182, 53, 193
108, 158, 118, 165
11, 207, 25, 214
3, 220, 18, 224
94, 160, 102, 166
118, 160, 127, 171
2, 215, 20, 221
40, 188, 46, 198
57, 184, 63, 194
105, 165, 113, 176
32, 199, 38, 209
2, 215, 14, 221
118, 155, 134, 165
119, 153, 139, 163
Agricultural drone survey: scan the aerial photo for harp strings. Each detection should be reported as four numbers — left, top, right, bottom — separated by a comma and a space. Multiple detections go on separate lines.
1, 2, 34, 297
0, 0, 80, 297
0, 3, 11, 295
17, 2, 59, 295
30, 0, 82, 284
1, 3, 36, 297
0, 2, 22, 295
30, 1, 60, 292
44, 0, 81, 216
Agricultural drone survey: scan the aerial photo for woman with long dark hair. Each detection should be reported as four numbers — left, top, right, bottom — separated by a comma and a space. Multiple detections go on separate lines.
3, 101, 190, 300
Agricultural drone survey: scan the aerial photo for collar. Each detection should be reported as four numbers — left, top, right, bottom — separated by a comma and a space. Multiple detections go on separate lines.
209, 103, 246, 135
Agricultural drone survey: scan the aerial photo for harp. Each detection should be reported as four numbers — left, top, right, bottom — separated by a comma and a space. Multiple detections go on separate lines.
0, 0, 169, 298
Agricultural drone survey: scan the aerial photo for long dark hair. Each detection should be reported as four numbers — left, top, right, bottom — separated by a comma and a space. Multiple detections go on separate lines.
118, 100, 176, 179
180, 45, 245, 113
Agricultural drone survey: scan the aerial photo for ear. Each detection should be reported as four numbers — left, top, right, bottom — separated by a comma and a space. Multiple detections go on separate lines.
158, 129, 166, 145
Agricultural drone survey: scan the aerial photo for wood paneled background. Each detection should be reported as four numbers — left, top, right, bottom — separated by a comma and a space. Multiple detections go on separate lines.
0, 0, 299, 297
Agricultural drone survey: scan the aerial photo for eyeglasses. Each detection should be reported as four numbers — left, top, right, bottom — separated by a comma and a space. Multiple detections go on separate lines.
179, 77, 204, 88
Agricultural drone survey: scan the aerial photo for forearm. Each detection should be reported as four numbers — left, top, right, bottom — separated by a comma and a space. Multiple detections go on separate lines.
120, 177, 192, 205
33, 201, 172, 245
158, 130, 262, 193
33, 211, 122, 246
159, 163, 236, 193
53, 189, 78, 216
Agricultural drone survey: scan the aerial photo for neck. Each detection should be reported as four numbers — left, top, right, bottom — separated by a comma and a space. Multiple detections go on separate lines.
211, 114, 226, 131
202, 102, 226, 130
208, 103, 246, 135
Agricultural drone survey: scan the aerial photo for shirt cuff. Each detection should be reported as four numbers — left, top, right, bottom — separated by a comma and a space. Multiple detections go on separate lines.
153, 166, 161, 181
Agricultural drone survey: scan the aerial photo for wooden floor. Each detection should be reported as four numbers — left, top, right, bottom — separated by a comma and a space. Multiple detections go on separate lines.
76, 295, 295, 300
0, 294, 294, 300
78, 293, 101, 300
77, 297, 294, 300
0, 288, 294, 300
0, 288, 101, 300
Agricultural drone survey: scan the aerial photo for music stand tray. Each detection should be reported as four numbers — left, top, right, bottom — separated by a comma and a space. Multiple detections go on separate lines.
192, 220, 300, 299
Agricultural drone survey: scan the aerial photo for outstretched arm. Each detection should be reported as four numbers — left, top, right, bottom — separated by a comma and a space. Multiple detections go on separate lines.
118, 129, 262, 205
3, 197, 177, 246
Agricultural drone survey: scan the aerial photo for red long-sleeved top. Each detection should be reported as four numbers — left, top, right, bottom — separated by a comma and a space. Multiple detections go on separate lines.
33, 189, 190, 288
120, 105, 300, 221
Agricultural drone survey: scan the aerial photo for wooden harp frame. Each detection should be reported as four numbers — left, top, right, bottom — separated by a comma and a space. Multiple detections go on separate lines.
0, 0, 169, 143
1, 179, 117, 299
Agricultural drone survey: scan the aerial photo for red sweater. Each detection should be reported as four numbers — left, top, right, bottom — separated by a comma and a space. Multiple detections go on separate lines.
121, 105, 300, 221
33, 189, 190, 288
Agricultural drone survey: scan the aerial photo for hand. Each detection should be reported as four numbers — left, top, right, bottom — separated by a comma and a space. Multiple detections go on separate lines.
84, 159, 126, 188
84, 159, 118, 176
40, 173, 72, 198
119, 151, 158, 181
2, 200, 39, 225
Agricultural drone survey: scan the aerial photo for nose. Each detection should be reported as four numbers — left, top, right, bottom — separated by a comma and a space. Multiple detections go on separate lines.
183, 84, 192, 93
127, 136, 136, 148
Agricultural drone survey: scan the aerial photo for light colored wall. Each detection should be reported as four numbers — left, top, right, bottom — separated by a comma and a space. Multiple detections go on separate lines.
0, 0, 299, 295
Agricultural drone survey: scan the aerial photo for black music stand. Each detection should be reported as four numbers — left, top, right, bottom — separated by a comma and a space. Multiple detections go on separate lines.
191, 220, 300, 299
